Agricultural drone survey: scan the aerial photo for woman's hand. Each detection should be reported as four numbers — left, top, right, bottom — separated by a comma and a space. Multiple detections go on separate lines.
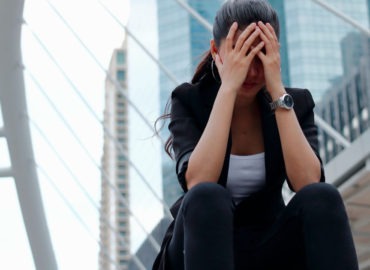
256, 21, 285, 99
214, 22, 265, 94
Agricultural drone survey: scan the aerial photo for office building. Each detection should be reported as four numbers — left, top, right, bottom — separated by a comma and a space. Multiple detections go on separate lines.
268, 0, 290, 87
99, 42, 131, 270
316, 33, 370, 163
157, 0, 224, 209
284, 0, 369, 101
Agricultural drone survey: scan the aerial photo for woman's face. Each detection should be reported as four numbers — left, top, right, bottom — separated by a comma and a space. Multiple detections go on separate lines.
217, 29, 266, 98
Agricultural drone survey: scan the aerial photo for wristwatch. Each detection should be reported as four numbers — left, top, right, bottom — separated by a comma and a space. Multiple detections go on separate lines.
270, 93, 294, 111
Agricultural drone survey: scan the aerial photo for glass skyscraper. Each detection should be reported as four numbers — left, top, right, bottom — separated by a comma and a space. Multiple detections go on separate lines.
268, 0, 290, 87
157, 0, 224, 208
316, 36, 370, 163
284, 0, 369, 101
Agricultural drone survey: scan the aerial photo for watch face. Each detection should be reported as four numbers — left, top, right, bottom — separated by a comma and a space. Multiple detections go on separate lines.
283, 95, 294, 108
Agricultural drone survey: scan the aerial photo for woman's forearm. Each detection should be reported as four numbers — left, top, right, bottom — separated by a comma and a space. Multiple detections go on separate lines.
185, 86, 237, 189
274, 106, 321, 192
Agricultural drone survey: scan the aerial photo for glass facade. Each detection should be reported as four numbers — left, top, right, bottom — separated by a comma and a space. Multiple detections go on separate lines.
188, 0, 221, 71
284, 0, 369, 101
316, 34, 370, 163
267, 0, 290, 87
157, 0, 223, 207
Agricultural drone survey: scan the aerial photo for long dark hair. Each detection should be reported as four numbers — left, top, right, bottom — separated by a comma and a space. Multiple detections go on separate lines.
157, 0, 280, 158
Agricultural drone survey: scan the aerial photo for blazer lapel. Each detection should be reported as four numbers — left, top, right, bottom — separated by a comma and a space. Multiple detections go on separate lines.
198, 77, 220, 127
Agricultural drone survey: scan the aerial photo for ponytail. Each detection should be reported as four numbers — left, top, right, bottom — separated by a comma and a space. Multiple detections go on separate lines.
154, 99, 173, 159
155, 50, 215, 159
191, 50, 213, 83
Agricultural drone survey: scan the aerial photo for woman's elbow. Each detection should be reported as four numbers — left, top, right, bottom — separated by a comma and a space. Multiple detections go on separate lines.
292, 164, 322, 192
185, 168, 217, 190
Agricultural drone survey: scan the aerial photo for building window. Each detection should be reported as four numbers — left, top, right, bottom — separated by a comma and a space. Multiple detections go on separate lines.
117, 119, 126, 125
117, 51, 125, 64
119, 221, 127, 227
117, 70, 126, 81
329, 102, 335, 127
352, 117, 359, 130
362, 108, 368, 121
119, 259, 128, 265
326, 140, 333, 153
117, 128, 126, 134
343, 125, 350, 138
117, 155, 126, 161
118, 164, 126, 170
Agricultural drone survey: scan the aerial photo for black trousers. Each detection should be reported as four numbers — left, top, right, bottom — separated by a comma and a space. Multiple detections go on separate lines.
166, 182, 359, 270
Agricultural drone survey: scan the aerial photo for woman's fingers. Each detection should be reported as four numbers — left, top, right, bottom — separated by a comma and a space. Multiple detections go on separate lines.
214, 53, 222, 70
234, 22, 257, 52
256, 22, 282, 89
258, 30, 270, 48
266, 23, 279, 42
258, 21, 274, 41
239, 28, 261, 56
258, 28, 279, 55
225, 22, 238, 52
258, 22, 279, 52
247, 41, 265, 61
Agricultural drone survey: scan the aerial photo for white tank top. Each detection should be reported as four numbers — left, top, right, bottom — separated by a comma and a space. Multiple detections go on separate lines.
226, 152, 266, 204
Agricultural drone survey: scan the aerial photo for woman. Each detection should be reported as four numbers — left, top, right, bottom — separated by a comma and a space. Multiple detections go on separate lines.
153, 0, 358, 269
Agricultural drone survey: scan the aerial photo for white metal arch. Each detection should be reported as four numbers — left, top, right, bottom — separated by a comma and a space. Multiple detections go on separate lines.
0, 0, 57, 269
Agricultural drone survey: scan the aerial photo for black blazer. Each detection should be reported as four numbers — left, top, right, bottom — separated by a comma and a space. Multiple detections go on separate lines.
153, 74, 325, 270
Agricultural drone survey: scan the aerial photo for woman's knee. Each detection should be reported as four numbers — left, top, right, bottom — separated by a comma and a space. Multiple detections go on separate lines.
298, 182, 341, 202
182, 182, 234, 217
296, 182, 346, 217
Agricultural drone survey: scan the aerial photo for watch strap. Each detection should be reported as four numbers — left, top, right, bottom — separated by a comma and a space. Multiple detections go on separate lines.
270, 99, 283, 111
269, 93, 294, 111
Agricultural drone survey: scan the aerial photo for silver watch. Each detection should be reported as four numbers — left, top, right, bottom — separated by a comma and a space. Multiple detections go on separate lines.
270, 93, 294, 111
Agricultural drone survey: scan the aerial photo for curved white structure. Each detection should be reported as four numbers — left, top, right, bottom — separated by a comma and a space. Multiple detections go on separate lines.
0, 0, 57, 269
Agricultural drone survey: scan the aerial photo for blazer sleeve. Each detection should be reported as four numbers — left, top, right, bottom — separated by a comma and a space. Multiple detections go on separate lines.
168, 84, 202, 192
286, 89, 325, 190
